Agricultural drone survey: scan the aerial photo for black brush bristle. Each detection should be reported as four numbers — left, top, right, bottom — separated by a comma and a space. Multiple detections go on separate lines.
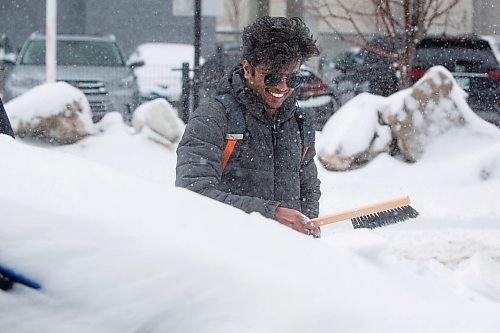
351, 205, 419, 229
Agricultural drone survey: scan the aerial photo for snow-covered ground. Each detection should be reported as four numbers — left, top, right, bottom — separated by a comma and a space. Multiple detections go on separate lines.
1, 87, 500, 331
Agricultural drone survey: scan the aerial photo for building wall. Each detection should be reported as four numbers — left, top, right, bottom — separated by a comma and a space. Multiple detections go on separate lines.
218, 0, 476, 34
311, 0, 474, 35
0, 0, 217, 58
82, 0, 217, 57
0, 0, 85, 53
218, 0, 251, 31
218, 0, 291, 31
473, 0, 499, 34
216, 0, 495, 64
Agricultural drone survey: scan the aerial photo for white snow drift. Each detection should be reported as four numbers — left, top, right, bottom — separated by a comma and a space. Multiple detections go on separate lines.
1, 71, 500, 332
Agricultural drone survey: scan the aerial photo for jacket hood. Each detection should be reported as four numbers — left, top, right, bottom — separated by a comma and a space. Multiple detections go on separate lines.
216, 64, 298, 123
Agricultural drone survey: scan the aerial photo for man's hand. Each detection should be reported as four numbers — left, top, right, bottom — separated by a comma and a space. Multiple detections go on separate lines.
274, 207, 321, 237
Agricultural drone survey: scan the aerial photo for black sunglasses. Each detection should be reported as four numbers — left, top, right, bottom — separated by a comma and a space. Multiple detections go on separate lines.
264, 72, 304, 89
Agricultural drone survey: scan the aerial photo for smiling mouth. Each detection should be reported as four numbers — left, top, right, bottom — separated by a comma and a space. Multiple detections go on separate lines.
266, 89, 287, 99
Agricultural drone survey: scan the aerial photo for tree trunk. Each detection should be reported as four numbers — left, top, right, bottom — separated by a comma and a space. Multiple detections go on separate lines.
400, 0, 412, 89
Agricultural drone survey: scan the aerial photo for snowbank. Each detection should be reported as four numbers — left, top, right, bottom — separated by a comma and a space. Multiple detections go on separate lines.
1, 134, 500, 332
1, 67, 500, 331
317, 93, 393, 170
5, 82, 94, 143
318, 66, 500, 170
132, 98, 184, 146
0, 136, 500, 332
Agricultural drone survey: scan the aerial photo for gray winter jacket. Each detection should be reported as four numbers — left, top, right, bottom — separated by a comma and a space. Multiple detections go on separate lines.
175, 65, 321, 219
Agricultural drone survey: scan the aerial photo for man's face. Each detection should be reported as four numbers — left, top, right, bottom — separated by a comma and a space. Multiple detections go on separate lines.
242, 59, 301, 111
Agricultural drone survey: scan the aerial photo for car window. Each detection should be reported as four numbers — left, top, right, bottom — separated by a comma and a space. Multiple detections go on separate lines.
415, 39, 498, 71
415, 47, 497, 71
361, 49, 392, 66
334, 49, 364, 71
21, 40, 125, 66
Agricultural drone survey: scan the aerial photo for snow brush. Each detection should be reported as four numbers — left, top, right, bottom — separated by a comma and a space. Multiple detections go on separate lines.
310, 196, 419, 229
0, 263, 42, 291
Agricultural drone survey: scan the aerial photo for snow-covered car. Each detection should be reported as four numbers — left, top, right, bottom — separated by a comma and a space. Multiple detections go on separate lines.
128, 43, 204, 107
3, 33, 142, 123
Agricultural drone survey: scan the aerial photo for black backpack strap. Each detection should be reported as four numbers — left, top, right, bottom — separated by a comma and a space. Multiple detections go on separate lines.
0, 98, 15, 138
215, 94, 246, 139
215, 95, 313, 169
294, 106, 314, 158
215, 94, 246, 171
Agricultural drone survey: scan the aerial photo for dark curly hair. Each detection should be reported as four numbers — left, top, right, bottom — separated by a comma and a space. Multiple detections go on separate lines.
242, 16, 319, 72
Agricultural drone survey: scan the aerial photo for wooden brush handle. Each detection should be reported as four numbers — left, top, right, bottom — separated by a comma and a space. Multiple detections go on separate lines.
310, 196, 411, 227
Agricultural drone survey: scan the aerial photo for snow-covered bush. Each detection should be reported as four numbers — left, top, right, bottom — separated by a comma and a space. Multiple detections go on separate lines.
132, 98, 184, 147
5, 82, 94, 144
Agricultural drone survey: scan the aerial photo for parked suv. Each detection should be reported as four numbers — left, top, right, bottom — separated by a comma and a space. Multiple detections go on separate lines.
3, 33, 142, 122
412, 36, 499, 125
325, 35, 500, 126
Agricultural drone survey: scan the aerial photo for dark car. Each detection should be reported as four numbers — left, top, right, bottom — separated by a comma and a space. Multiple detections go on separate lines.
322, 36, 400, 106
200, 45, 336, 130
324, 35, 500, 126
412, 36, 499, 125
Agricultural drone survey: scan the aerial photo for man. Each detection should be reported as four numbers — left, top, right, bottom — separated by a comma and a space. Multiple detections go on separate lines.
176, 16, 321, 236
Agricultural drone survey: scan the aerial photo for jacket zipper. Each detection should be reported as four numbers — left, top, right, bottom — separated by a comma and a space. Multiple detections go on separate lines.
272, 121, 277, 147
